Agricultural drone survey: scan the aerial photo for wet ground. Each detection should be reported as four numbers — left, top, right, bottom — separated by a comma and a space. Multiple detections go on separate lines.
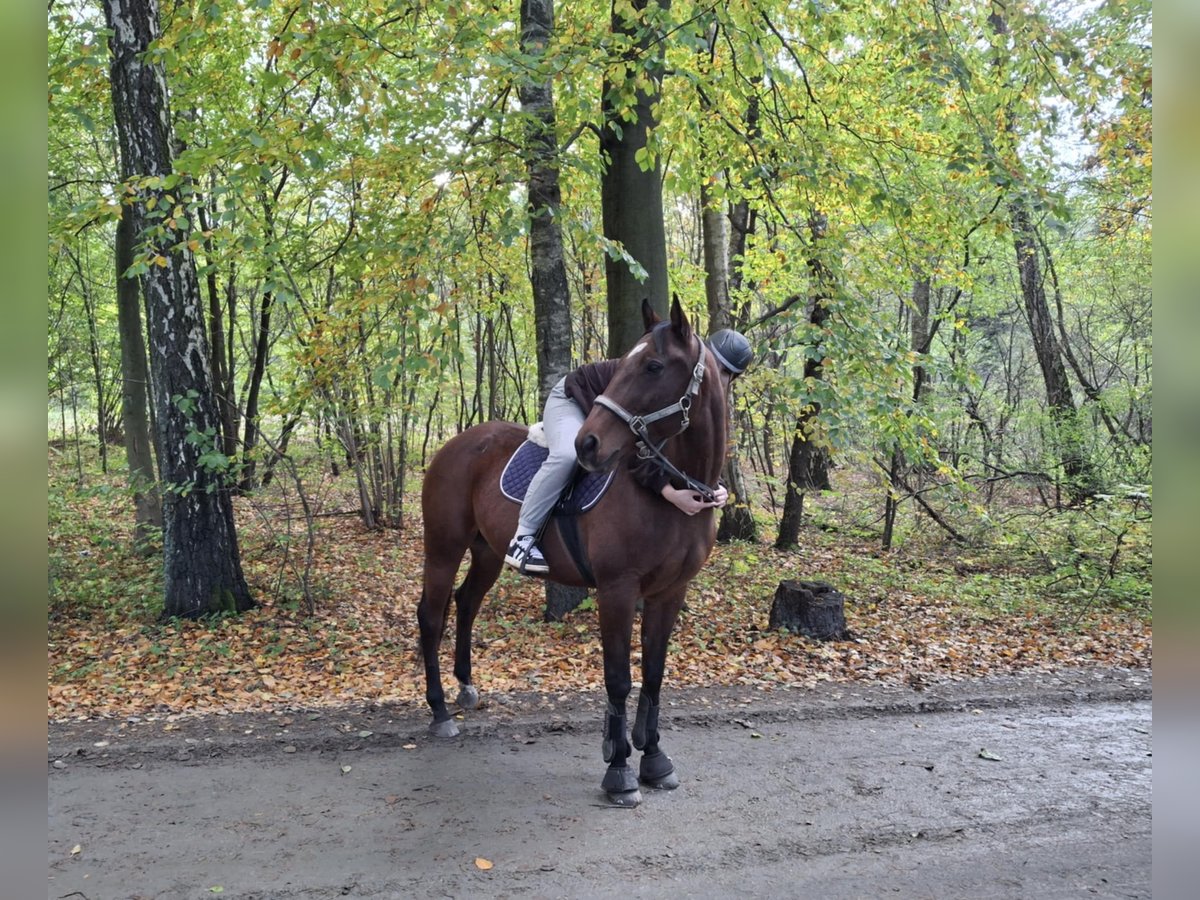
48, 667, 1151, 899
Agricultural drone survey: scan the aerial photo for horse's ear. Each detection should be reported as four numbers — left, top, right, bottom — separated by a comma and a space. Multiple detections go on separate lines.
670, 293, 692, 341
641, 298, 661, 333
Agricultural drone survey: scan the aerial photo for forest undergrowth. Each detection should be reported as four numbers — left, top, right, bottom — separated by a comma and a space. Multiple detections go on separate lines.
47, 445, 1152, 723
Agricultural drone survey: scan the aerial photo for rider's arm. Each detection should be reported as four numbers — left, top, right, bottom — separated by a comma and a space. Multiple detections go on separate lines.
629, 455, 728, 513
660, 482, 728, 515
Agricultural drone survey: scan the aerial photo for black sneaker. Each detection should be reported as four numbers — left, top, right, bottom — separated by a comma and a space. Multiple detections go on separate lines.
504, 535, 549, 574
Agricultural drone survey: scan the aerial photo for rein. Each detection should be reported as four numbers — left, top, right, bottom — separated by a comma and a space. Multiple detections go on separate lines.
592, 335, 719, 503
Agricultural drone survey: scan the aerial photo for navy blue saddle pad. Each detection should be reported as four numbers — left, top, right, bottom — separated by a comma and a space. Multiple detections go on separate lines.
500, 440, 615, 515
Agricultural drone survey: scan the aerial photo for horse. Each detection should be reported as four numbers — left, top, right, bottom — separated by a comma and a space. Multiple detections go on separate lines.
417, 297, 729, 806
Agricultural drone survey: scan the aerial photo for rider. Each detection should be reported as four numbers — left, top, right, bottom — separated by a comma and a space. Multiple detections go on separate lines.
505, 328, 753, 574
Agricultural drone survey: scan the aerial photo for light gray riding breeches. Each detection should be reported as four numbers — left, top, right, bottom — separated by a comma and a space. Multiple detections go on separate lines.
517, 376, 586, 537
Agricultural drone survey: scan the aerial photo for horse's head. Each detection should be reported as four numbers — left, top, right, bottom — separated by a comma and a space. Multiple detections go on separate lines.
576, 296, 714, 475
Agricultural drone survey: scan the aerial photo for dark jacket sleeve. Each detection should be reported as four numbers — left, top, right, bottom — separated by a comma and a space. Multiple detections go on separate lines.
563, 359, 621, 414
628, 456, 671, 494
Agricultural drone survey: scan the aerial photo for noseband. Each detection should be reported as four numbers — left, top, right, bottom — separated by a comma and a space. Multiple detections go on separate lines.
592, 335, 719, 503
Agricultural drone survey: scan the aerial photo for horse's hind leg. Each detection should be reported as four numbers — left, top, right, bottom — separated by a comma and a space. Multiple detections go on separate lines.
633, 588, 686, 790
451, 536, 503, 711
418, 544, 467, 738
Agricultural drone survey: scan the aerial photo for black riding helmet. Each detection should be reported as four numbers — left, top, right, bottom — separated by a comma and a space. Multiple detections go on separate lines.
707, 329, 753, 376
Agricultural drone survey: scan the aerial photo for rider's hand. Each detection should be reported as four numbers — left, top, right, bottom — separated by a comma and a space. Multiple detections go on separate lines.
662, 483, 728, 515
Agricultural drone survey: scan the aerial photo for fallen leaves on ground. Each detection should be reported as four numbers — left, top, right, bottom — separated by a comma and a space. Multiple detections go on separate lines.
47, 471, 1152, 723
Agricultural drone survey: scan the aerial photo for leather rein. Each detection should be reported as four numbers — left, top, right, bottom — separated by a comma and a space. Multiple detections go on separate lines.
592, 335, 719, 504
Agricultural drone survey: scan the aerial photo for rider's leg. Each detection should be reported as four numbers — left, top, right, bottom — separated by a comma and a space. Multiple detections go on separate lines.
506, 378, 585, 572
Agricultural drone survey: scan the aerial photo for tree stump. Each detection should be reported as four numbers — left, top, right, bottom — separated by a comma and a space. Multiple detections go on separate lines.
769, 580, 849, 641
544, 583, 588, 622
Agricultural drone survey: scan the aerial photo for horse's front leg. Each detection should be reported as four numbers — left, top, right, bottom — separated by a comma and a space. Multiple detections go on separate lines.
597, 583, 640, 807
632, 587, 687, 790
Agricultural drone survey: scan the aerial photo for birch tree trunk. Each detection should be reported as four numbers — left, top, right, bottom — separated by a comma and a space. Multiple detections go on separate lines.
103, 0, 252, 617
520, 0, 588, 620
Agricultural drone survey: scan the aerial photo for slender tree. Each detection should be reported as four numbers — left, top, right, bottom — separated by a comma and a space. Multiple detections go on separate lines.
115, 211, 162, 550
103, 0, 253, 617
988, 2, 1096, 502
520, 0, 589, 620
601, 0, 670, 354
775, 212, 834, 550
521, 0, 574, 400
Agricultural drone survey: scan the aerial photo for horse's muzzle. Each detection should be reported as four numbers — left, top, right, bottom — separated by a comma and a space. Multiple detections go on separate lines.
576, 432, 620, 473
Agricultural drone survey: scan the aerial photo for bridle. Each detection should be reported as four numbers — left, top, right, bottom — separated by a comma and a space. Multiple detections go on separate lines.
592, 334, 719, 503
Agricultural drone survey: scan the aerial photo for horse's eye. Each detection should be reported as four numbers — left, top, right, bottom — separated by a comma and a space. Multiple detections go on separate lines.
646, 360, 664, 375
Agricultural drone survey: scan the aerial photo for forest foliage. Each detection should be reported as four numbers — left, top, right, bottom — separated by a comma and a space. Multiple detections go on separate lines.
48, 0, 1151, 625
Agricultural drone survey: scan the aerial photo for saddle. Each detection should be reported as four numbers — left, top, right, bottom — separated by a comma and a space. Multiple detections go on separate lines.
499, 437, 615, 515
499, 427, 616, 587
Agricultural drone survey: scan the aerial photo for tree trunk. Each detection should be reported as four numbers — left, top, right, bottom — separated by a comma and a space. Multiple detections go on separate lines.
72, 246, 109, 473
602, 0, 670, 355
222, 266, 239, 457
701, 179, 729, 330
695, 48, 758, 544
239, 287, 273, 491
718, 176, 761, 543
520, 0, 589, 621
726, 86, 760, 325
882, 275, 932, 551
776, 213, 834, 550
700, 181, 757, 544
1009, 203, 1095, 500
104, 0, 252, 617
115, 210, 163, 550
989, 5, 1095, 503
910, 274, 931, 400
196, 191, 237, 459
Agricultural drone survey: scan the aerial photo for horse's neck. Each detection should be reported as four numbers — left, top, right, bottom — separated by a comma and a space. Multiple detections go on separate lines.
675, 392, 728, 485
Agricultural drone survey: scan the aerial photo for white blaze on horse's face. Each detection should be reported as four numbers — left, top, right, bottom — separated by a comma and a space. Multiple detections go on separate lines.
624, 341, 648, 360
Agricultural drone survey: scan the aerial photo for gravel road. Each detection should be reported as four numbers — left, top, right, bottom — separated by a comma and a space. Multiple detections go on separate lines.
48, 667, 1151, 899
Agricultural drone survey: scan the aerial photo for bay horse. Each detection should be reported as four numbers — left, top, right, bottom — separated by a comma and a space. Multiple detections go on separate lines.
417, 297, 728, 806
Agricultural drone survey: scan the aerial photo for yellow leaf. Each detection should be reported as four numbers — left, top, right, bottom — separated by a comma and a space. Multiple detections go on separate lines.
153, 255, 168, 268
71, 844, 82, 855
474, 857, 494, 871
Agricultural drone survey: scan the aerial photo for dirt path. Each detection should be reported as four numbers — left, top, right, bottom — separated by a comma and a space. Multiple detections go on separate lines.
48, 668, 1151, 899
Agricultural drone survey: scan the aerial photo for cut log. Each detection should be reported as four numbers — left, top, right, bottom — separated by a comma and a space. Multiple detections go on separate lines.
769, 580, 849, 641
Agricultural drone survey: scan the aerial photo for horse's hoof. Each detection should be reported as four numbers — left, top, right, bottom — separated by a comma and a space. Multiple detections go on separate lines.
606, 788, 643, 808
456, 684, 480, 710
641, 770, 680, 790
639, 750, 678, 789
428, 718, 459, 739
601, 764, 638, 795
